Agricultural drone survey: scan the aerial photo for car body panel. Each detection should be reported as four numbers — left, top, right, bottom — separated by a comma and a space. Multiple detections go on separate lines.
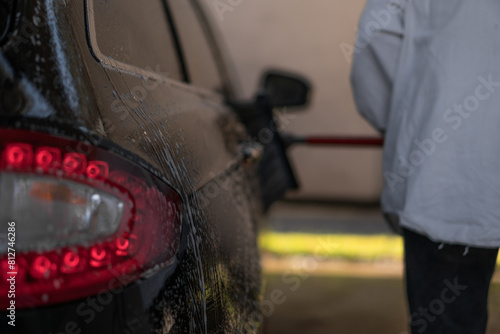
0, 0, 262, 332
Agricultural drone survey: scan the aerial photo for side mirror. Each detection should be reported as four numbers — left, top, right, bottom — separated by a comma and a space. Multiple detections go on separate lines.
260, 70, 311, 109
227, 70, 310, 210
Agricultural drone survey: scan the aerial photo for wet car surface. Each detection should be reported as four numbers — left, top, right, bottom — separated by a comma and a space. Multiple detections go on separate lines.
0, 0, 309, 333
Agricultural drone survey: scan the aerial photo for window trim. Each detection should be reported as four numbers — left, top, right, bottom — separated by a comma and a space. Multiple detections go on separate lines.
161, 0, 190, 83
165, 0, 235, 97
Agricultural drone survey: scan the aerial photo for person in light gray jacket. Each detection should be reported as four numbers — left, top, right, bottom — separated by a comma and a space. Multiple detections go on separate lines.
351, 1, 500, 333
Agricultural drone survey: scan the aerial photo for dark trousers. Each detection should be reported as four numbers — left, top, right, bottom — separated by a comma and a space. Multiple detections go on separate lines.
403, 228, 499, 334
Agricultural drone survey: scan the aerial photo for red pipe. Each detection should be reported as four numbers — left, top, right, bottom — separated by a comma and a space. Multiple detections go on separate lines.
304, 136, 384, 147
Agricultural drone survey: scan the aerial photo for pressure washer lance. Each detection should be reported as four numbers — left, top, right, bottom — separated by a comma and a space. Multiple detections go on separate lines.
282, 134, 384, 149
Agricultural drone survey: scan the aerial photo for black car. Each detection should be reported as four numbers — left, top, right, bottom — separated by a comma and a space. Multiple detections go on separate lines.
0, 0, 310, 333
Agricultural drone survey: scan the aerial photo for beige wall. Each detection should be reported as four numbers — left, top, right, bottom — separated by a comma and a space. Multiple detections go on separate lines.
206, 0, 383, 201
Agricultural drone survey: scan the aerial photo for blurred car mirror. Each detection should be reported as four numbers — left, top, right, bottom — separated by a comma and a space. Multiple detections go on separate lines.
259, 70, 312, 109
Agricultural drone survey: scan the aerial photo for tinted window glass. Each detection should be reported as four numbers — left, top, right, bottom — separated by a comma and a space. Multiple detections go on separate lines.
92, 0, 181, 80
168, 0, 223, 93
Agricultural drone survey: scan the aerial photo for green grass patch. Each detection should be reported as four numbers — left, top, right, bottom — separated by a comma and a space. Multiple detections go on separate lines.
259, 232, 404, 262
259, 232, 500, 265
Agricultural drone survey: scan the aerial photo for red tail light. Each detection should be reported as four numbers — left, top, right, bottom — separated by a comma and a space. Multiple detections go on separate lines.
0, 129, 182, 308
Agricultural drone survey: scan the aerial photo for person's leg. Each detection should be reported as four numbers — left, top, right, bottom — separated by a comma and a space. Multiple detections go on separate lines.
403, 228, 498, 334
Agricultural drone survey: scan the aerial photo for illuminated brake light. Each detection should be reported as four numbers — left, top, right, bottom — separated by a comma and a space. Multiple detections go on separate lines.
35, 147, 61, 169
115, 235, 138, 257
62, 152, 86, 174
0, 129, 182, 309
86, 160, 108, 179
89, 246, 111, 267
60, 250, 84, 274
29, 255, 57, 280
4, 143, 33, 168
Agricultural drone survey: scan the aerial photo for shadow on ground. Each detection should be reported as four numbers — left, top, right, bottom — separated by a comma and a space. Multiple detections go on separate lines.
261, 203, 500, 334
261, 271, 500, 334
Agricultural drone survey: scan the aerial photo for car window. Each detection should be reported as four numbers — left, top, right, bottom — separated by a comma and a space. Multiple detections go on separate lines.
92, 0, 182, 81
167, 0, 224, 93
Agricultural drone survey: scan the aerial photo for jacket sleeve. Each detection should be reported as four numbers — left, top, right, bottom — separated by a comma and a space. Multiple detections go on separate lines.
350, 0, 406, 133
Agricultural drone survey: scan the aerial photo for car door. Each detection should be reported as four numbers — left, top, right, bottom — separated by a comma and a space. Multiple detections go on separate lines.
164, 1, 264, 331
86, 0, 263, 332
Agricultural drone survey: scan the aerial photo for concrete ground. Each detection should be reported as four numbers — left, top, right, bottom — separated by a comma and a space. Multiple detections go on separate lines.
261, 202, 500, 334
265, 201, 390, 235
262, 271, 500, 334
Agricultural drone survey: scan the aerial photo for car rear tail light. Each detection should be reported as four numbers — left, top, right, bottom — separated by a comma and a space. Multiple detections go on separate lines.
0, 129, 182, 308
